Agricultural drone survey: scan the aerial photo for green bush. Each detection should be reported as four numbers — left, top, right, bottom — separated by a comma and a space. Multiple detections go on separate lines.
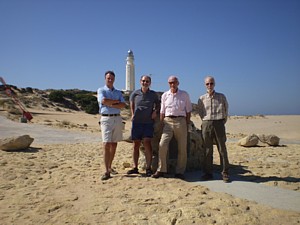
63, 91, 76, 100
49, 91, 64, 102
84, 101, 99, 114
47, 90, 99, 114
25, 87, 33, 93
76, 94, 98, 114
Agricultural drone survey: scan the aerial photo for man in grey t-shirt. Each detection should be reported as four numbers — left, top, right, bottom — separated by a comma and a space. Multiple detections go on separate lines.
127, 75, 160, 176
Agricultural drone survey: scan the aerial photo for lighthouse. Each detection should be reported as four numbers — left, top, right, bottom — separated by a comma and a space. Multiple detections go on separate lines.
125, 49, 135, 91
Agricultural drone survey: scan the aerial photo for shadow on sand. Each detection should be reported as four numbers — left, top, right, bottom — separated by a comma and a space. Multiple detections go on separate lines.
185, 163, 300, 186
2, 147, 42, 153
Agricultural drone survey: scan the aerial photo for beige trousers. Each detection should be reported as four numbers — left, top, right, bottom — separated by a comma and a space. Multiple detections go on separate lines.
157, 117, 187, 174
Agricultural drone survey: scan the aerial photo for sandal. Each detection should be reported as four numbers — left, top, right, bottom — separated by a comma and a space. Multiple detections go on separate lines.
127, 167, 139, 174
146, 168, 152, 177
101, 172, 111, 181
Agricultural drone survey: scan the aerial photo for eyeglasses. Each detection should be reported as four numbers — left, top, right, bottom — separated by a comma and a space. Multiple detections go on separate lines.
142, 80, 150, 83
168, 81, 176, 84
206, 82, 214, 86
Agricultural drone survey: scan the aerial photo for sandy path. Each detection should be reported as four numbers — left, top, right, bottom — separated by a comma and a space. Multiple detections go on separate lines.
0, 115, 101, 144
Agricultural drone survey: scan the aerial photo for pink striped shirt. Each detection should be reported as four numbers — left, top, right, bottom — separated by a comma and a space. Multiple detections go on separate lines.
160, 89, 192, 117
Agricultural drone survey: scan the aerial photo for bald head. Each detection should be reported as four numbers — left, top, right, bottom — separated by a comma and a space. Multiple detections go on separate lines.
204, 75, 215, 94
168, 76, 179, 83
168, 75, 179, 93
204, 75, 215, 84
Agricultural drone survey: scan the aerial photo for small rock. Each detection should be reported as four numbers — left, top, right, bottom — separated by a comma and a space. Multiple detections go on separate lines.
238, 134, 259, 147
123, 162, 131, 168
258, 134, 280, 146
0, 135, 34, 151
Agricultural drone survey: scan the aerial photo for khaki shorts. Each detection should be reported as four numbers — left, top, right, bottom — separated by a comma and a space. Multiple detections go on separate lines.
100, 116, 123, 142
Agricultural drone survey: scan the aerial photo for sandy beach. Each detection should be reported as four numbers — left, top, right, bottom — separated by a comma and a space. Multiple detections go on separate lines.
1, 108, 300, 224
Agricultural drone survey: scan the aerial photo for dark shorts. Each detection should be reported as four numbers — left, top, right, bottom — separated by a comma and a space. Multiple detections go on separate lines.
131, 122, 154, 140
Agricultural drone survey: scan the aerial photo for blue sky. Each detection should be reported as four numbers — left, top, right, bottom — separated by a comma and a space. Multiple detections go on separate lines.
1, 0, 299, 115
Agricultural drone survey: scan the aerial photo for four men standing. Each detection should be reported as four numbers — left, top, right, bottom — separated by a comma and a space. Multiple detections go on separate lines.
98, 72, 230, 182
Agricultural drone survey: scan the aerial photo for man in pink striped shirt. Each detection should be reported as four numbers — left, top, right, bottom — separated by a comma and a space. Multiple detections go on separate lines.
152, 76, 192, 180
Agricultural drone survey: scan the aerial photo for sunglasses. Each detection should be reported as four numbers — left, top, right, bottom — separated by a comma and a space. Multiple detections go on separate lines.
142, 80, 150, 83
206, 82, 214, 86
168, 81, 176, 84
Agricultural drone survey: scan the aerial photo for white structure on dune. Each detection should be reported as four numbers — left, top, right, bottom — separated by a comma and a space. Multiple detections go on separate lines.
125, 49, 135, 91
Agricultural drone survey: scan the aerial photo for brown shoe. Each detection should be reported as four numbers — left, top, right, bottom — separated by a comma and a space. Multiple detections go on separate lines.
152, 171, 164, 179
222, 172, 230, 183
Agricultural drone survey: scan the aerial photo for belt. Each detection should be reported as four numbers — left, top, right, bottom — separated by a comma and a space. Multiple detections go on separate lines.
166, 115, 185, 118
101, 114, 120, 117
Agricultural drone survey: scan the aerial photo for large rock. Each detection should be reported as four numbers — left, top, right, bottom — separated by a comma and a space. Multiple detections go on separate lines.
238, 134, 259, 147
137, 116, 205, 173
150, 116, 163, 172
166, 121, 205, 173
0, 135, 34, 151
258, 134, 280, 146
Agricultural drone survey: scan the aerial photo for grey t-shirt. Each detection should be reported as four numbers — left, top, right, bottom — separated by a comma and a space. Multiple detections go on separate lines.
130, 89, 159, 123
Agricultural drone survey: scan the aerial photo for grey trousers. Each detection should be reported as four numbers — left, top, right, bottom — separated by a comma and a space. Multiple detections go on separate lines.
201, 120, 230, 174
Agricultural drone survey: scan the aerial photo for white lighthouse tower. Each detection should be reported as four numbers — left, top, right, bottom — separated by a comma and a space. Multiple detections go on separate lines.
125, 49, 135, 91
